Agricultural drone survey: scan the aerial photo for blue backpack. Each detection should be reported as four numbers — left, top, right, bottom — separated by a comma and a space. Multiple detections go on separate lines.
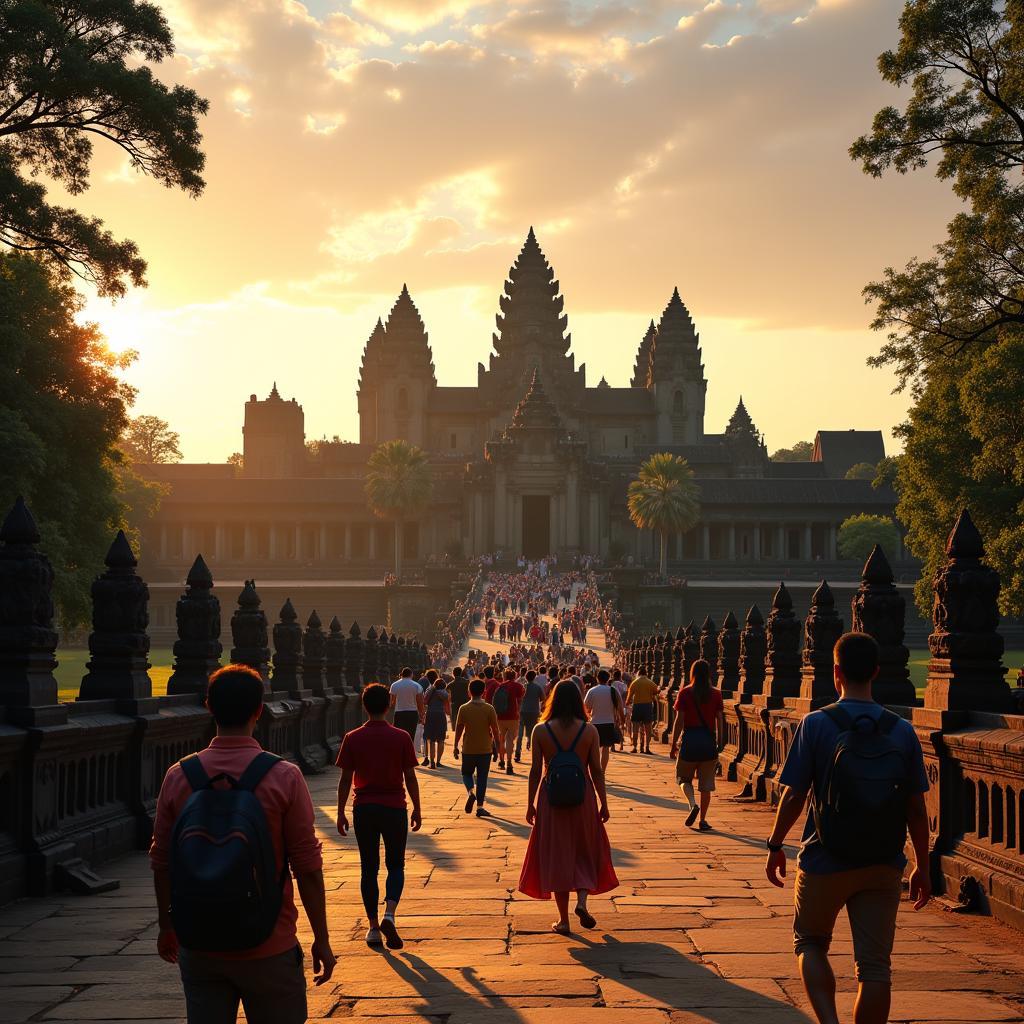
544, 723, 588, 807
170, 751, 286, 951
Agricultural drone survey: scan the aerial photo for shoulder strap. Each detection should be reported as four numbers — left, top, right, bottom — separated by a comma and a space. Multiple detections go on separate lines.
568, 723, 587, 752
179, 753, 212, 792
544, 722, 565, 753
236, 751, 282, 793
877, 709, 901, 736
821, 703, 854, 733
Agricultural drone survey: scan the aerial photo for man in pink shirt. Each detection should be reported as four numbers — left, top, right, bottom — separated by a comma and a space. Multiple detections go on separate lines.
150, 665, 335, 1024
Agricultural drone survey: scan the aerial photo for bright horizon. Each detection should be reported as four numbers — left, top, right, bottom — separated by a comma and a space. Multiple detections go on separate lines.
73, 0, 954, 463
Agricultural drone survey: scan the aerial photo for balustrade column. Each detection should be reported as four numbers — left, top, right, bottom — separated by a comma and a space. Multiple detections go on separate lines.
701, 524, 710, 560
294, 523, 303, 562
802, 523, 813, 560
269, 524, 279, 560
752, 523, 761, 561
775, 523, 786, 560
827, 522, 837, 560
243, 524, 255, 561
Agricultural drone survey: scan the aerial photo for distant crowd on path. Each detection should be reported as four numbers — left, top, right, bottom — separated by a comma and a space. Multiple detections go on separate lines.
149, 556, 933, 1024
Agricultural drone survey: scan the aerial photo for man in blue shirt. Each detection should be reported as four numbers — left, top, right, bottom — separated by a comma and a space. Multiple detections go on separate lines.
765, 632, 931, 1024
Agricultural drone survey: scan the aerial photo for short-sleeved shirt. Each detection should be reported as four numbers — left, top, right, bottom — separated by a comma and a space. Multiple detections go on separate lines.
336, 720, 416, 809
584, 683, 619, 725
627, 675, 658, 706
778, 698, 930, 874
456, 700, 499, 755
674, 685, 724, 729
521, 680, 544, 716
390, 677, 422, 713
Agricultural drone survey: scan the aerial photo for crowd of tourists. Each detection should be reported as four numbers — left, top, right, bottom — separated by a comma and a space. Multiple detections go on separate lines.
150, 562, 934, 1024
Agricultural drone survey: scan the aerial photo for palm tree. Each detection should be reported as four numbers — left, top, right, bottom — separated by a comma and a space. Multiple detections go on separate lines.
364, 440, 433, 579
627, 452, 700, 578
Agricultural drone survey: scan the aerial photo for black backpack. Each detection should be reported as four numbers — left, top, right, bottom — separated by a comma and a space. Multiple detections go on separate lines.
812, 705, 911, 866
492, 683, 511, 715
170, 751, 286, 951
544, 723, 588, 808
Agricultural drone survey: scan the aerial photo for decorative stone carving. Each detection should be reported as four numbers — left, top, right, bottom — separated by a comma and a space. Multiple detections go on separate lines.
345, 622, 364, 690
302, 610, 327, 695
167, 555, 222, 696
851, 544, 915, 706
718, 611, 740, 695
682, 621, 700, 685
80, 531, 152, 700
230, 580, 270, 684
672, 625, 685, 688
363, 626, 380, 685
763, 582, 801, 700
736, 604, 766, 697
272, 599, 303, 694
325, 616, 347, 693
699, 616, 719, 682
799, 580, 843, 706
924, 510, 1011, 712
0, 497, 58, 706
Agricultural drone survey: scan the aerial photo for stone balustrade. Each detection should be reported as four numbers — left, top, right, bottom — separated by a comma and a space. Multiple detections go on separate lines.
618, 509, 1024, 929
0, 498, 428, 904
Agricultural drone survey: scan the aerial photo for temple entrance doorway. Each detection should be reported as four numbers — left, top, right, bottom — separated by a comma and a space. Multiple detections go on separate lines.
521, 495, 551, 559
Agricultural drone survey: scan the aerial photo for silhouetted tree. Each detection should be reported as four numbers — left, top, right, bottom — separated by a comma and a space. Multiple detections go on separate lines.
121, 414, 181, 463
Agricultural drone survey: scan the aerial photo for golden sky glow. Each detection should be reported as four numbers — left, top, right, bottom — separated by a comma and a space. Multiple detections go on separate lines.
75, 0, 955, 462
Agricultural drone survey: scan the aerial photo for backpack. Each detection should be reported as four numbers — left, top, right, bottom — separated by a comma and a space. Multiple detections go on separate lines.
492, 684, 510, 715
544, 723, 588, 808
812, 704, 911, 866
170, 751, 286, 952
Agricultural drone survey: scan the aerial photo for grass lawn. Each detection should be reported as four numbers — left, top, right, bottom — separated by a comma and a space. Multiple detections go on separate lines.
55, 647, 173, 703
908, 648, 1024, 698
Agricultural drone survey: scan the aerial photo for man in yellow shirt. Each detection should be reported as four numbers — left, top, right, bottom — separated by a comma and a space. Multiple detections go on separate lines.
626, 672, 659, 755
454, 678, 501, 818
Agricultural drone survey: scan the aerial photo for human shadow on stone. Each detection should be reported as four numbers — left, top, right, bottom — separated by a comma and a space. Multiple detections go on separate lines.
570, 933, 811, 1023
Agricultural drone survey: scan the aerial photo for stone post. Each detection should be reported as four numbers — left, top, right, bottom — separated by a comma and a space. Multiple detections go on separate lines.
761, 582, 801, 702
362, 626, 380, 685
718, 611, 740, 697
735, 604, 766, 699
302, 610, 327, 696
699, 616, 719, 683
272, 599, 304, 696
682, 622, 699, 684
796, 580, 843, 710
167, 555, 222, 696
325, 616, 347, 693
80, 531, 152, 700
0, 498, 60, 712
672, 626, 685, 689
230, 580, 271, 685
851, 544, 915, 706
345, 622, 364, 691
922, 510, 1010, 713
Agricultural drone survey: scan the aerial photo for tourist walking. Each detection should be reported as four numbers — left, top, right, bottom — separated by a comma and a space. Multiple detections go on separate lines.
515, 669, 544, 763
150, 665, 335, 1024
583, 668, 623, 772
449, 665, 470, 726
492, 668, 526, 774
519, 680, 617, 934
669, 659, 723, 830
626, 670, 658, 754
422, 675, 451, 768
337, 683, 423, 952
764, 633, 931, 1024
454, 678, 501, 818
389, 667, 424, 743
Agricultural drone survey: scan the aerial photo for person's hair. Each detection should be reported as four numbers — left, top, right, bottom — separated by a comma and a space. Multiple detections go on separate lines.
484, 665, 495, 679
401, 666, 413, 678
549, 666, 559, 682
540, 679, 586, 725
432, 675, 448, 690
597, 669, 610, 685
426, 669, 438, 683
690, 658, 712, 703
526, 669, 536, 682
205, 664, 264, 727
453, 666, 463, 677
504, 669, 516, 682
834, 632, 880, 685
469, 678, 486, 697
582, 673, 596, 690
362, 682, 389, 715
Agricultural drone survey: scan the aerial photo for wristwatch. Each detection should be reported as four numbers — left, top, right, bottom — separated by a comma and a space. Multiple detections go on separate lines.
766, 839, 784, 853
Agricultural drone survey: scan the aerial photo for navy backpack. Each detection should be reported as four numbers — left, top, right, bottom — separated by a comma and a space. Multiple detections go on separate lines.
544, 723, 588, 808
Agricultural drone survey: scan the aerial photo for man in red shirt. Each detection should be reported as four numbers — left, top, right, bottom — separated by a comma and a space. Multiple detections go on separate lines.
150, 664, 334, 1024
337, 683, 423, 951
488, 668, 526, 775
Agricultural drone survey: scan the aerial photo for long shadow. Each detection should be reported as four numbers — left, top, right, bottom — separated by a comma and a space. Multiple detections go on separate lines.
570, 933, 810, 1022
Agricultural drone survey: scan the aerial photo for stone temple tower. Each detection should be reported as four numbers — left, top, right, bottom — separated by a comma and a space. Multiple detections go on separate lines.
357, 285, 437, 447
242, 384, 305, 478
644, 288, 707, 445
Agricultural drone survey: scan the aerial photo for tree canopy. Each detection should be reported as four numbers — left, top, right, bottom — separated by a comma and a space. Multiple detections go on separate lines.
626, 452, 700, 578
845, 461, 878, 481
121, 414, 181, 464
838, 514, 902, 566
364, 440, 432, 578
0, 0, 208, 296
770, 440, 814, 462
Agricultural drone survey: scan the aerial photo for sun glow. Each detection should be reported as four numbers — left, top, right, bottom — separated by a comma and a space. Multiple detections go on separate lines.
82, 295, 150, 357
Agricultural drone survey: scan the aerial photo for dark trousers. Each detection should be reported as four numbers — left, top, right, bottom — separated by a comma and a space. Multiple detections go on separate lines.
515, 713, 539, 758
461, 752, 491, 805
353, 804, 408, 918
393, 710, 418, 741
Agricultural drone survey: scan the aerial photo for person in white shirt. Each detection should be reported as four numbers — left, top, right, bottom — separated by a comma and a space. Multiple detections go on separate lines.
584, 669, 623, 771
611, 670, 629, 752
389, 667, 425, 743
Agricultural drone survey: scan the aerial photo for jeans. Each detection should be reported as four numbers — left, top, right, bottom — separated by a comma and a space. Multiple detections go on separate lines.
393, 710, 418, 742
353, 804, 408, 918
461, 752, 491, 805
515, 712, 539, 758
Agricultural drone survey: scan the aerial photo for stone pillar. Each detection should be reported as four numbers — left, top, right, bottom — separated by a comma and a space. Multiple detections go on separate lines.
735, 604, 766, 698
922, 510, 1011, 713
682, 622, 699, 683
368, 523, 377, 561
159, 524, 168, 561
851, 544, 915, 706
326, 616, 347, 692
345, 622, 363, 691
214, 524, 226, 562
243, 525, 255, 561
827, 522, 838, 561
776, 524, 786, 561
699, 617, 719, 683
761, 583, 801, 701
80, 531, 152, 700
802, 524, 813, 561
797, 580, 844, 709
167, 554, 222, 696
344, 525, 352, 560
727, 525, 736, 561
701, 524, 711, 561
495, 467, 507, 549
718, 611, 740, 696
362, 626, 379, 686
229, 580, 271, 685
0, 497, 59, 709
294, 524, 303, 562
302, 610, 327, 696
272, 598, 304, 696
752, 524, 761, 561
320, 524, 329, 561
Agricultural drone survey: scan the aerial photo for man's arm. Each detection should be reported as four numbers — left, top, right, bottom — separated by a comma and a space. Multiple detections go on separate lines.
389, 689, 397, 710
526, 728, 543, 824
669, 706, 684, 751
295, 870, 336, 985
587, 728, 610, 821
152, 869, 177, 964
764, 785, 808, 887
336, 766, 354, 835
907, 793, 933, 909
416, 691, 425, 718
404, 766, 422, 831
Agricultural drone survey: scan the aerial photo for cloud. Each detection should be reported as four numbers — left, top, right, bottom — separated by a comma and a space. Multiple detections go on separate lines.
350, 0, 496, 33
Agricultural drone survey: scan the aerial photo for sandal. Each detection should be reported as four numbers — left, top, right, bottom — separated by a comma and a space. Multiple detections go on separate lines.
685, 805, 700, 828
574, 905, 597, 929
551, 921, 572, 935
698, 820, 712, 832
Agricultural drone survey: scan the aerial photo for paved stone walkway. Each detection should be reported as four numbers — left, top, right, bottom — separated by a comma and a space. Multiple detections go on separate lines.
2, 599, 1023, 1022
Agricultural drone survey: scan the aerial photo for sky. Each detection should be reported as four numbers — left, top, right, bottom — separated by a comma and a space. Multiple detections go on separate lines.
73, 0, 956, 462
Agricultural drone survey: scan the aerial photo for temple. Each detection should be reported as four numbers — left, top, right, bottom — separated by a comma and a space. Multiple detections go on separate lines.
140, 229, 900, 577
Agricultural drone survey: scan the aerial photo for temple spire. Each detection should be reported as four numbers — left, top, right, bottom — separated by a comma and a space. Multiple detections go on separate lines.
632, 319, 657, 388
647, 286, 703, 386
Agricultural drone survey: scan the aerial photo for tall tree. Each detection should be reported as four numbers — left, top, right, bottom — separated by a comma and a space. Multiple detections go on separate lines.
770, 440, 814, 462
838, 514, 901, 565
0, 0, 208, 295
121, 414, 181, 464
627, 452, 700, 578
364, 440, 432, 579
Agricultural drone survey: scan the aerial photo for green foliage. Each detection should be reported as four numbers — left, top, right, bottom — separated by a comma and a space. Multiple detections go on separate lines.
627, 452, 700, 577
838, 514, 901, 566
872, 456, 900, 490
227, 451, 244, 468
121, 414, 181, 463
0, 253, 157, 624
770, 440, 814, 462
365, 440, 432, 576
845, 461, 878, 480
0, 0, 208, 295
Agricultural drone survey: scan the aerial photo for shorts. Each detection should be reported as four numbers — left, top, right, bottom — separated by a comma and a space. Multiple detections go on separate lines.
497, 718, 518, 745
793, 865, 902, 984
631, 702, 654, 724
595, 722, 618, 747
676, 757, 717, 792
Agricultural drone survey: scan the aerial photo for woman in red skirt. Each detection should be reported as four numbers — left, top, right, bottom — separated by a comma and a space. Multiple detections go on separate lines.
519, 680, 618, 934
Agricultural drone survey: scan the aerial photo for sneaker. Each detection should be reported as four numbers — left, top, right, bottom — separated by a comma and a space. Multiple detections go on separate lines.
498, 760, 506, 770
506, 764, 514, 776
421, 757, 430, 767
464, 792, 476, 814
366, 926, 383, 947
476, 807, 492, 818
379, 916, 404, 950
430, 760, 437, 769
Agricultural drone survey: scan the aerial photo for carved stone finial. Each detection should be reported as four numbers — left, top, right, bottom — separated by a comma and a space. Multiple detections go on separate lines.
800, 580, 844, 705
168, 555, 222, 696
699, 616, 719, 683
736, 604, 766, 697
763, 582, 801, 699
230, 581, 270, 684
272, 597, 303, 694
302, 608, 327, 695
718, 611, 741, 695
